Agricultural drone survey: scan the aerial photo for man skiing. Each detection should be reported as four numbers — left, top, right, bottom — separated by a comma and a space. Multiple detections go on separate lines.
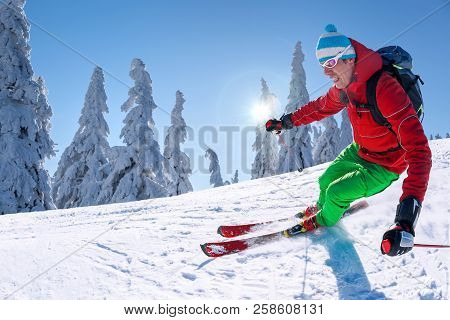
265, 24, 432, 256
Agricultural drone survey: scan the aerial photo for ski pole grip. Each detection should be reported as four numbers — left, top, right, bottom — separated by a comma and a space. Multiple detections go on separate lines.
381, 239, 392, 254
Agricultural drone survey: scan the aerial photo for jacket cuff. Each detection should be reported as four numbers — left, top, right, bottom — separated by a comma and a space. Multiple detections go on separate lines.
280, 113, 294, 129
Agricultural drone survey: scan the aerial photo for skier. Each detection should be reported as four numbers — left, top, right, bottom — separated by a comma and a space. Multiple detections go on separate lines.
266, 24, 432, 256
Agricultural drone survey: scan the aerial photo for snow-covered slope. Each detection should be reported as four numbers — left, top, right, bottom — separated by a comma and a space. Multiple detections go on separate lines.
1, 140, 449, 300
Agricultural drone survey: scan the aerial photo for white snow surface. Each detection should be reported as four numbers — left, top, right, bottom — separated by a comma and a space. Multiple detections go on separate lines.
1, 140, 449, 300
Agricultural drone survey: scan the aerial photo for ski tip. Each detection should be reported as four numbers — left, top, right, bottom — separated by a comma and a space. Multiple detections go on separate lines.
200, 243, 213, 257
217, 226, 236, 238
217, 226, 225, 237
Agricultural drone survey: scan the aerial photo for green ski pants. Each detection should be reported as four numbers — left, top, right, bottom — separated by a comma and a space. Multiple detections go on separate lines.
315, 143, 399, 227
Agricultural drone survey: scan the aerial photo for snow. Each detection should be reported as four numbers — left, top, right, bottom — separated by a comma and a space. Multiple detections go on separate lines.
208, 245, 229, 255
1, 139, 449, 299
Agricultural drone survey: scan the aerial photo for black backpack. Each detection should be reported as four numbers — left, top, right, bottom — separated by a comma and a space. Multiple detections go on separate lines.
360, 46, 424, 130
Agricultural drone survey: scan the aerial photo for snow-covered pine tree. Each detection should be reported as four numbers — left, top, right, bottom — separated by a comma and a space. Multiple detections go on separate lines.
446, 132, 450, 139
35, 77, 56, 159
52, 67, 111, 208
338, 109, 353, 152
0, 0, 55, 214
312, 125, 322, 147
435, 133, 442, 140
313, 116, 341, 165
251, 78, 278, 179
163, 90, 193, 196
429, 134, 433, 140
278, 42, 313, 173
98, 59, 167, 204
205, 148, 224, 188
34, 76, 56, 207
252, 121, 263, 176
231, 170, 239, 184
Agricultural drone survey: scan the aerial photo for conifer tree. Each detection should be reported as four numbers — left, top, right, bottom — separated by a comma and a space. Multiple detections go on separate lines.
205, 148, 224, 188
251, 78, 278, 179
53, 67, 110, 208
163, 91, 193, 196
313, 116, 341, 164
98, 59, 167, 204
0, 0, 55, 213
231, 170, 239, 184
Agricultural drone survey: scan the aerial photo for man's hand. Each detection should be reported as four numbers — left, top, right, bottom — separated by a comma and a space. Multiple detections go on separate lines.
265, 119, 283, 132
265, 114, 294, 132
381, 224, 414, 256
381, 196, 421, 256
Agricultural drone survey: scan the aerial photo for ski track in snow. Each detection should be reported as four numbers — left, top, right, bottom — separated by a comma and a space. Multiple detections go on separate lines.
0, 140, 449, 299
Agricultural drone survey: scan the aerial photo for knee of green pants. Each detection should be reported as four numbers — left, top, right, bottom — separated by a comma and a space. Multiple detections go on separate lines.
316, 171, 367, 227
317, 174, 333, 209
318, 173, 327, 191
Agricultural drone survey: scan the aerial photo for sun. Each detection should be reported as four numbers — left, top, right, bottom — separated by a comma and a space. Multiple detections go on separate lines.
251, 102, 272, 124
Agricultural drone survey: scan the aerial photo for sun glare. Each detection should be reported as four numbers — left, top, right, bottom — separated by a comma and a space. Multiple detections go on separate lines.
251, 103, 271, 124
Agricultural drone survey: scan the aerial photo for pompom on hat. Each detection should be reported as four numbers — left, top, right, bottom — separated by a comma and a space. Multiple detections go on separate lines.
316, 24, 356, 64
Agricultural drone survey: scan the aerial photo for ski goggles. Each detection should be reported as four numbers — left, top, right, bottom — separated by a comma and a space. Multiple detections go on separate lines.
320, 45, 352, 69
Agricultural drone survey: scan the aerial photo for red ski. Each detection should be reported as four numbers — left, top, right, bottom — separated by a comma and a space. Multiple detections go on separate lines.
201, 232, 281, 258
217, 212, 304, 238
201, 201, 369, 258
217, 200, 369, 238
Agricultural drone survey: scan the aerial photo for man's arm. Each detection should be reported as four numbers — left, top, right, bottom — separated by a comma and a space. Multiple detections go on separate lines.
289, 86, 346, 126
376, 73, 432, 203
376, 73, 431, 256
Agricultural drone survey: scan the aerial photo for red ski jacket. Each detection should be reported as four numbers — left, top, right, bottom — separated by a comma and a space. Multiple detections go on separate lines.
290, 39, 432, 202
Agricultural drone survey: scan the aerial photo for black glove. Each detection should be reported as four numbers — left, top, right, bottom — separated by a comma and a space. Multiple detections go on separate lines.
381, 224, 414, 256
381, 196, 421, 256
265, 114, 294, 132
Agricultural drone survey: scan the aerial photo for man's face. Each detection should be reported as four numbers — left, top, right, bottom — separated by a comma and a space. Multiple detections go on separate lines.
323, 58, 355, 89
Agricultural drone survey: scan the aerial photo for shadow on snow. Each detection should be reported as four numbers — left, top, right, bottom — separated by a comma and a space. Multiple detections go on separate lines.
297, 226, 386, 300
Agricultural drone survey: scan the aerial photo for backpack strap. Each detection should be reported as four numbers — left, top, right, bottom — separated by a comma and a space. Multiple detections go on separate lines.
364, 69, 391, 128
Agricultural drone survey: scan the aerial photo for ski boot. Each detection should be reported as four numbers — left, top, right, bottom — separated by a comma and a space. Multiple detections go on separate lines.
295, 204, 319, 219
283, 206, 319, 238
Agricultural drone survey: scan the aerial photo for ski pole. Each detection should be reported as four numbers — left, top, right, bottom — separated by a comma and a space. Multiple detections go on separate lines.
276, 130, 287, 146
382, 239, 450, 254
414, 243, 450, 249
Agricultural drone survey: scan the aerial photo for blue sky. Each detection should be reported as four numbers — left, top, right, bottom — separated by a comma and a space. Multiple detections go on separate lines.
25, 0, 449, 191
